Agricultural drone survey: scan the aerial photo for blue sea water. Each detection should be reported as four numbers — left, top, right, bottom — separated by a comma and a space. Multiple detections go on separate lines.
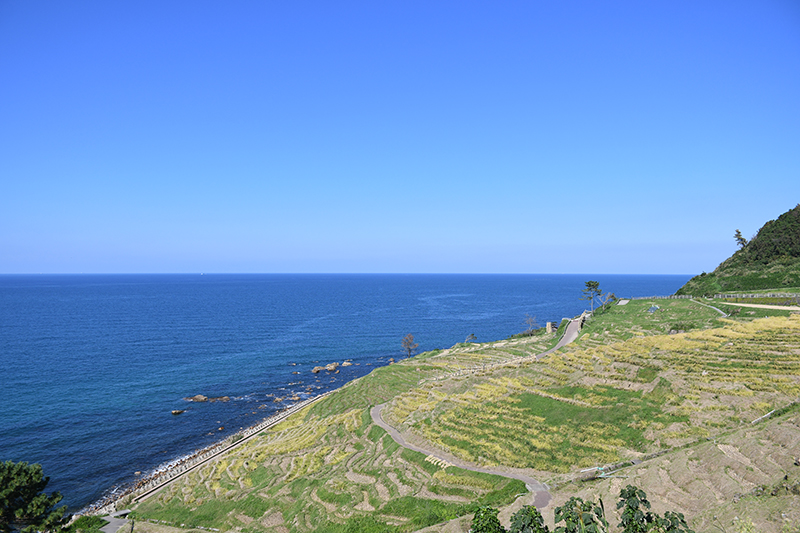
0, 273, 689, 510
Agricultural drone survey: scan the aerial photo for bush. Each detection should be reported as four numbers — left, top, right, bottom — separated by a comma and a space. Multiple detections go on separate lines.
509, 505, 549, 533
554, 496, 607, 533
471, 506, 505, 533
475, 485, 693, 533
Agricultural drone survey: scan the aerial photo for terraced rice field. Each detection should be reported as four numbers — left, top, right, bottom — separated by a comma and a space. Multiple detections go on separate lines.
130, 300, 800, 532
130, 334, 554, 532
385, 313, 800, 476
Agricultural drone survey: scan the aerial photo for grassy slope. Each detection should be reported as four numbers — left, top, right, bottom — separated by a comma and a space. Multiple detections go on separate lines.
129, 300, 800, 533
130, 334, 555, 533
677, 204, 800, 296
676, 256, 800, 296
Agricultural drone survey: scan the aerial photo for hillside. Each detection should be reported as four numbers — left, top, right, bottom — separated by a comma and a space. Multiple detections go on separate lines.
677, 204, 800, 296
117, 298, 800, 533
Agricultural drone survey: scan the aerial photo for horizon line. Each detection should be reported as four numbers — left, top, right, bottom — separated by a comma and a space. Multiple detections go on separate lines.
0, 272, 695, 276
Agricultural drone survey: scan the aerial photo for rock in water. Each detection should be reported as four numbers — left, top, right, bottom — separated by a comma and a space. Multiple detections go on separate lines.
185, 395, 208, 402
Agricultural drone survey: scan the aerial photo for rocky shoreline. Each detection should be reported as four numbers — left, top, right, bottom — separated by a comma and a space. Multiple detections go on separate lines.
80, 390, 335, 517
78, 360, 362, 516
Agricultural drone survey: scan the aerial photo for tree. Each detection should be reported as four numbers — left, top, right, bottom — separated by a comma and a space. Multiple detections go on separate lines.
734, 229, 748, 248
580, 281, 603, 313
598, 292, 617, 311
510, 505, 549, 533
471, 506, 506, 533
0, 461, 68, 533
401, 333, 418, 358
523, 314, 539, 334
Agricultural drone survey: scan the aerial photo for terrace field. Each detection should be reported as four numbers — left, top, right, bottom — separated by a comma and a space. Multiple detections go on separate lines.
128, 298, 800, 532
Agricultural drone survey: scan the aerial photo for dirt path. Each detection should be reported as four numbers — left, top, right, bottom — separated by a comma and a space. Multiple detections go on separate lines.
369, 316, 585, 512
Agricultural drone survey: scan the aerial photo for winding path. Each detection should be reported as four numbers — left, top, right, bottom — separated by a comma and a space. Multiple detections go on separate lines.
370, 316, 585, 510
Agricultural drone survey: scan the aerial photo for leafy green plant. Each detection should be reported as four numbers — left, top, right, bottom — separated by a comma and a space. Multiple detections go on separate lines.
554, 496, 608, 533
510, 505, 549, 533
617, 485, 653, 532
617, 485, 693, 533
470, 487, 694, 533
649, 511, 694, 533
471, 505, 506, 533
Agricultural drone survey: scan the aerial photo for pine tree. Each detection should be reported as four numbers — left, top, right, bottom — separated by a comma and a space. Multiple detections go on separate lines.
0, 461, 68, 533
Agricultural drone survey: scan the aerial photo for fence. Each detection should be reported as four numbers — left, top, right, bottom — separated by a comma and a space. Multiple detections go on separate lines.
714, 293, 799, 299
629, 295, 692, 300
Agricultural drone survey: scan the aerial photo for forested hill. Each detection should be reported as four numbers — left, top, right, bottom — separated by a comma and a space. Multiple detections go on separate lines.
676, 204, 800, 296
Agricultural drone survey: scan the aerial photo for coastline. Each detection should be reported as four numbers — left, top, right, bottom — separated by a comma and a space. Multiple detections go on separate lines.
83, 391, 333, 516
3, 275, 693, 515
86, 317, 584, 516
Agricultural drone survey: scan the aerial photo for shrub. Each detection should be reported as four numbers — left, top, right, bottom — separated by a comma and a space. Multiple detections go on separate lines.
471, 505, 506, 533
509, 505, 549, 533
554, 496, 608, 533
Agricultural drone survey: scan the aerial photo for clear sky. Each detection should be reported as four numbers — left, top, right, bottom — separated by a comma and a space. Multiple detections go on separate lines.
1, 1, 799, 274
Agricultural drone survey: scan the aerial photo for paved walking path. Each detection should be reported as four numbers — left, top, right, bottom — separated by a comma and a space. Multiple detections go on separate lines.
99, 510, 131, 533
535, 316, 583, 359
370, 316, 585, 511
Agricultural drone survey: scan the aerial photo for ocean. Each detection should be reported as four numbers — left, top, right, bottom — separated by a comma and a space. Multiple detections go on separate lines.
0, 273, 690, 510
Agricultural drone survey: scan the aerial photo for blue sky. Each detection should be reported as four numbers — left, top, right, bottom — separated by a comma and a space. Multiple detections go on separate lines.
1, 1, 798, 274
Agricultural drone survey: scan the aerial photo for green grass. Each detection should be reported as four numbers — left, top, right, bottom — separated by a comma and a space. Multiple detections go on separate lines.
400, 447, 440, 475
677, 256, 800, 296
518, 382, 686, 450
636, 366, 659, 382
309, 362, 437, 417
317, 486, 353, 506
742, 286, 800, 294
310, 478, 523, 533
413, 381, 686, 472
717, 296, 800, 305
577, 298, 724, 345
711, 301, 794, 319
67, 516, 109, 533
